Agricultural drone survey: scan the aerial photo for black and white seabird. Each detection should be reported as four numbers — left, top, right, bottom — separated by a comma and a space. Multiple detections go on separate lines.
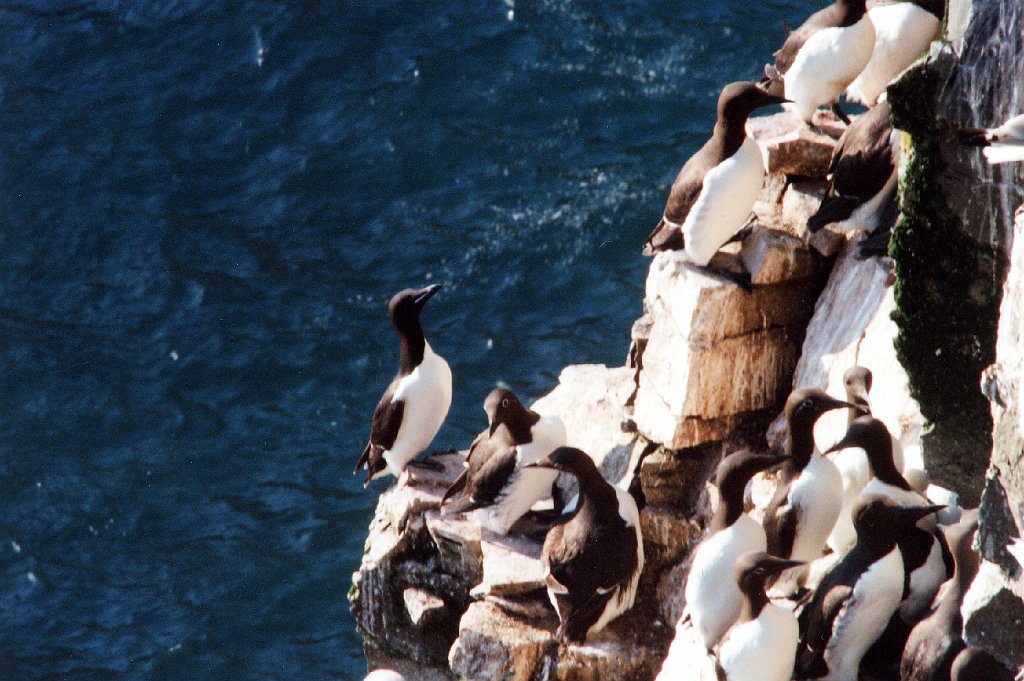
825, 417, 952, 626
643, 81, 788, 289
762, 0, 875, 124
950, 113, 1024, 164
685, 450, 787, 650
900, 512, 979, 681
827, 365, 908, 553
764, 389, 862, 567
950, 647, 1016, 681
795, 494, 944, 681
441, 387, 566, 535
527, 447, 644, 644
717, 552, 803, 681
355, 285, 452, 487
808, 100, 900, 238
845, 0, 944, 107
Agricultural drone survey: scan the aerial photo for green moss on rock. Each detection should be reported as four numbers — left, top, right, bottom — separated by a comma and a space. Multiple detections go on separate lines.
887, 53, 1007, 502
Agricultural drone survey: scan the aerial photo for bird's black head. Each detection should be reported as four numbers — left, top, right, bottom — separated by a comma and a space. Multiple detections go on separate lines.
525, 446, 596, 478
389, 284, 442, 370
785, 387, 865, 431
718, 81, 790, 127
734, 551, 804, 592
389, 284, 442, 331
825, 416, 890, 456
715, 449, 787, 495
483, 387, 527, 436
843, 366, 873, 411
853, 494, 944, 544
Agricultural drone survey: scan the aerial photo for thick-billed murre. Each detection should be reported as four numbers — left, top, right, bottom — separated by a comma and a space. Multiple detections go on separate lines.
356, 285, 452, 487
643, 81, 788, 290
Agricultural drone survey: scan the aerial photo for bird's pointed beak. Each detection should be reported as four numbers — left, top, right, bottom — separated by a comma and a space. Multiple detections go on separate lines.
825, 434, 855, 455
414, 283, 443, 306
899, 504, 947, 523
767, 558, 805, 575
826, 398, 867, 415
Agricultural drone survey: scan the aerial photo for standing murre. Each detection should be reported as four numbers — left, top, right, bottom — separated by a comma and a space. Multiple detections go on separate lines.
764, 389, 862, 571
355, 285, 452, 487
900, 512, 979, 681
526, 447, 644, 644
827, 365, 906, 553
950, 113, 1024, 164
684, 450, 787, 651
807, 101, 901, 238
440, 387, 566, 535
762, 0, 875, 124
795, 494, 945, 681
825, 417, 952, 625
642, 81, 788, 290
716, 552, 803, 681
845, 0, 943, 107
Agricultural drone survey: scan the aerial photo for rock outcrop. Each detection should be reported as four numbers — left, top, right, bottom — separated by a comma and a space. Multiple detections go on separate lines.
965, 205, 1024, 670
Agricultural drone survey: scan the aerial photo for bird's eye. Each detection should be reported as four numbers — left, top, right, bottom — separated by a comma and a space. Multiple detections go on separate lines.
501, 399, 509, 408
802, 399, 813, 410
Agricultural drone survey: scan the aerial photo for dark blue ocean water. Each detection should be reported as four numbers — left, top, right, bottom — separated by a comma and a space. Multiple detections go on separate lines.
0, 1, 816, 678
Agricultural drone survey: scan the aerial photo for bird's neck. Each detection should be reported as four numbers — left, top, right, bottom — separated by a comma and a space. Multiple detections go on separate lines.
868, 444, 911, 490
786, 423, 815, 470
397, 323, 426, 373
710, 485, 745, 533
505, 410, 541, 444
714, 120, 747, 160
738, 586, 769, 623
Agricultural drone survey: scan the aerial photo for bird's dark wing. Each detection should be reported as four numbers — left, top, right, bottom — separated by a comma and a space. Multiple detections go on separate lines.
643, 146, 713, 255
440, 431, 486, 505
797, 580, 854, 679
355, 377, 404, 477
764, 481, 798, 558
773, 5, 841, 73
809, 104, 897, 231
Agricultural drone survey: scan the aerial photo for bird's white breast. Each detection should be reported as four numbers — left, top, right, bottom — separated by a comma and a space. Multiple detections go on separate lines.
681, 136, 765, 266
789, 452, 843, 561
823, 548, 904, 681
846, 4, 940, 107
385, 343, 452, 476
786, 17, 876, 122
685, 514, 766, 649
827, 447, 870, 555
477, 415, 566, 535
898, 534, 947, 622
718, 603, 798, 681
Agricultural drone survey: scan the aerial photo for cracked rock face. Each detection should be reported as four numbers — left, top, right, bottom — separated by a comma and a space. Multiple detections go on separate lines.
968, 204, 1024, 670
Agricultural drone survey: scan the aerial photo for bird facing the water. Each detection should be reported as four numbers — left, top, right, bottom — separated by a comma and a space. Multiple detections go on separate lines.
355, 285, 452, 487
643, 81, 788, 289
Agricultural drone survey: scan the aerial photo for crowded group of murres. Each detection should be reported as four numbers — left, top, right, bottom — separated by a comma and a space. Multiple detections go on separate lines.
355, 0, 1024, 679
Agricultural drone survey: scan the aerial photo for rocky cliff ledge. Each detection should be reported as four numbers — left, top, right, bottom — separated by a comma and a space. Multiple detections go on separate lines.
350, 2, 1024, 674
350, 113, 913, 680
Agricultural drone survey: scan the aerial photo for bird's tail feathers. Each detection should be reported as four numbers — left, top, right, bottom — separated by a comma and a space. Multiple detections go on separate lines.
949, 126, 991, 146
807, 195, 861, 232
642, 217, 684, 255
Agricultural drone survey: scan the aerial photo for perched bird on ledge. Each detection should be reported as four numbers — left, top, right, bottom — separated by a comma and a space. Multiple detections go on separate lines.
441, 387, 566, 535
643, 81, 788, 291
526, 446, 643, 644
356, 285, 452, 487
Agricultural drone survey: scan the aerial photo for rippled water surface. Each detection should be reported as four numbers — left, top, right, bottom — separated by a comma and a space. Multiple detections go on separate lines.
0, 1, 817, 678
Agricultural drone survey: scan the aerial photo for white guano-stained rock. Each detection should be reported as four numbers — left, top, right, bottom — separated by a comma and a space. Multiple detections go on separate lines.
765, 236, 924, 460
